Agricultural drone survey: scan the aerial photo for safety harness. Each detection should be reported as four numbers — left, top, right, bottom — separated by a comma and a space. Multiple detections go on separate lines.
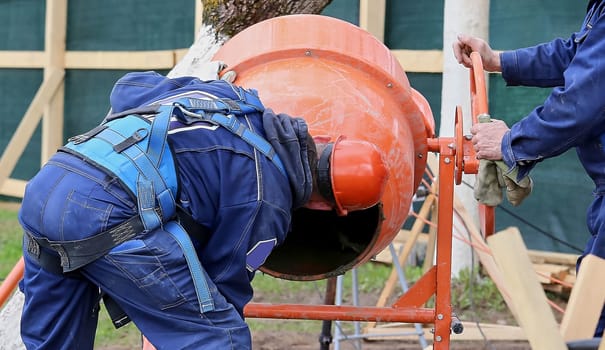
25, 86, 286, 325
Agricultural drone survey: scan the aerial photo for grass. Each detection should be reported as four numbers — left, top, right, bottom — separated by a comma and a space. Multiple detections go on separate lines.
0, 207, 23, 278
0, 205, 509, 346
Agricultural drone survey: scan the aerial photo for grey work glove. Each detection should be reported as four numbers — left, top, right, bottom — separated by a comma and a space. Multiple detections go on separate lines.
496, 162, 533, 207
474, 159, 533, 207
473, 114, 532, 207
474, 159, 505, 206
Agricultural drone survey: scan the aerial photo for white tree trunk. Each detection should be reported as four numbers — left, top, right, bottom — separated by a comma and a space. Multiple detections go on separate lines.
167, 24, 226, 79
441, 0, 490, 277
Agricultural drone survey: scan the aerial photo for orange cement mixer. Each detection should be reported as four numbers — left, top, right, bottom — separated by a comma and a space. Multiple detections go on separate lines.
213, 14, 435, 281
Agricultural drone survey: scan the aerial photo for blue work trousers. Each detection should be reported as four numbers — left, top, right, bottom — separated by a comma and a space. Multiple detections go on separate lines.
582, 194, 605, 337
18, 152, 250, 349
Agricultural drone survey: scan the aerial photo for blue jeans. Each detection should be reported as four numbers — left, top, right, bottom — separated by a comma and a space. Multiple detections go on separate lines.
19, 152, 250, 349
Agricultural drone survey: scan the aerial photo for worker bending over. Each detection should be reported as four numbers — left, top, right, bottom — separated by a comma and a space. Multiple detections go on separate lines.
17, 70, 388, 349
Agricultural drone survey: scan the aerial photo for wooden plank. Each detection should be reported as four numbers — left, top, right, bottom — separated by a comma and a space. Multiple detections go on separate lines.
527, 249, 579, 267
195, 0, 203, 39
0, 50, 183, 69
0, 49, 446, 73
452, 196, 516, 318
391, 229, 430, 245
487, 227, 566, 350
0, 69, 64, 190
392, 50, 443, 73
560, 254, 605, 341
174, 48, 189, 63
533, 263, 570, 284
359, 0, 386, 42
363, 323, 527, 341
422, 202, 437, 272
42, 0, 67, 163
0, 179, 27, 199
0, 51, 45, 68
64, 50, 177, 69
373, 231, 430, 264
373, 242, 404, 264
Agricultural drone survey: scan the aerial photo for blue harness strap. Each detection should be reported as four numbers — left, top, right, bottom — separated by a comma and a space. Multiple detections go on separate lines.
64, 105, 178, 231
164, 221, 215, 313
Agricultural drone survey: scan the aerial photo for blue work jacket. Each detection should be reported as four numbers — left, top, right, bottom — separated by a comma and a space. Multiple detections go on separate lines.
500, 1, 605, 194
108, 72, 301, 312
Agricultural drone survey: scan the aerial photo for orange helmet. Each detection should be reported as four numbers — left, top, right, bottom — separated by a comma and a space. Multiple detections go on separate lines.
314, 136, 389, 216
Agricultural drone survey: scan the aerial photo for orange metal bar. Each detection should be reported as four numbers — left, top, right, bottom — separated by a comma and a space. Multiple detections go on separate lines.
0, 256, 24, 309
244, 304, 435, 323
392, 266, 437, 308
469, 52, 488, 122
433, 141, 456, 350
469, 51, 495, 238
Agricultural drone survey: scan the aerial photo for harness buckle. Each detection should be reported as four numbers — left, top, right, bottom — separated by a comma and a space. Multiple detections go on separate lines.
113, 128, 149, 153
25, 234, 41, 258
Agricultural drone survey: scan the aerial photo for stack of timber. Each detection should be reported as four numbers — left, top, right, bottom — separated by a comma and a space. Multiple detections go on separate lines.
528, 249, 578, 296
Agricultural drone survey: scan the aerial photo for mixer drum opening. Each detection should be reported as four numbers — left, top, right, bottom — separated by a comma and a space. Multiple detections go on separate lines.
261, 205, 383, 281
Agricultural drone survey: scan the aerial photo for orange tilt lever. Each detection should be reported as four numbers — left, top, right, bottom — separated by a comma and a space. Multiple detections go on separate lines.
470, 51, 496, 238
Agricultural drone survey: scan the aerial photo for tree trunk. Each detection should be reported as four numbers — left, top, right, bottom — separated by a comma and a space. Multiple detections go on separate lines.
169, 0, 332, 78
440, 0, 490, 277
203, 0, 333, 39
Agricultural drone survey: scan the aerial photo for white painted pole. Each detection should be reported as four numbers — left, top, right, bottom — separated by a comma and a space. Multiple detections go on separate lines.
441, 0, 490, 277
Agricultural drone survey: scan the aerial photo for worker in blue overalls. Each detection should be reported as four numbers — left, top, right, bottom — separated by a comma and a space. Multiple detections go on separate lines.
17, 70, 389, 349
454, 0, 605, 337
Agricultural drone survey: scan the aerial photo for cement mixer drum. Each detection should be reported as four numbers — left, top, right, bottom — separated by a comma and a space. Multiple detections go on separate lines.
213, 14, 434, 280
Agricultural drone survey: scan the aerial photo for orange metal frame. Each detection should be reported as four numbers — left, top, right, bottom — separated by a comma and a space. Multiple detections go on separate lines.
1, 53, 491, 350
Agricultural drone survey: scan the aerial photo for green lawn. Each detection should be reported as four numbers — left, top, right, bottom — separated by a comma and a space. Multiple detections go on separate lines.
0, 206, 22, 278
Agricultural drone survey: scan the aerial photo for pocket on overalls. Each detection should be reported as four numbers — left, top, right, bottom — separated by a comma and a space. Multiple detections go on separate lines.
63, 189, 114, 235
106, 238, 188, 310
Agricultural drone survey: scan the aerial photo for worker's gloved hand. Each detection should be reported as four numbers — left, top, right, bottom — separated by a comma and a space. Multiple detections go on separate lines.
473, 159, 505, 206
474, 159, 533, 207
499, 166, 533, 207
188, 61, 237, 82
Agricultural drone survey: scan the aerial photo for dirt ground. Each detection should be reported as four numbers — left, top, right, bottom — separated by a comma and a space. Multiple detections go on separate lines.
251, 330, 532, 350
250, 326, 532, 350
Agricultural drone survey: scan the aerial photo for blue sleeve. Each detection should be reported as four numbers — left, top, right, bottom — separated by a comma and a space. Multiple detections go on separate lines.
500, 6, 597, 87
500, 38, 578, 87
501, 10, 605, 180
